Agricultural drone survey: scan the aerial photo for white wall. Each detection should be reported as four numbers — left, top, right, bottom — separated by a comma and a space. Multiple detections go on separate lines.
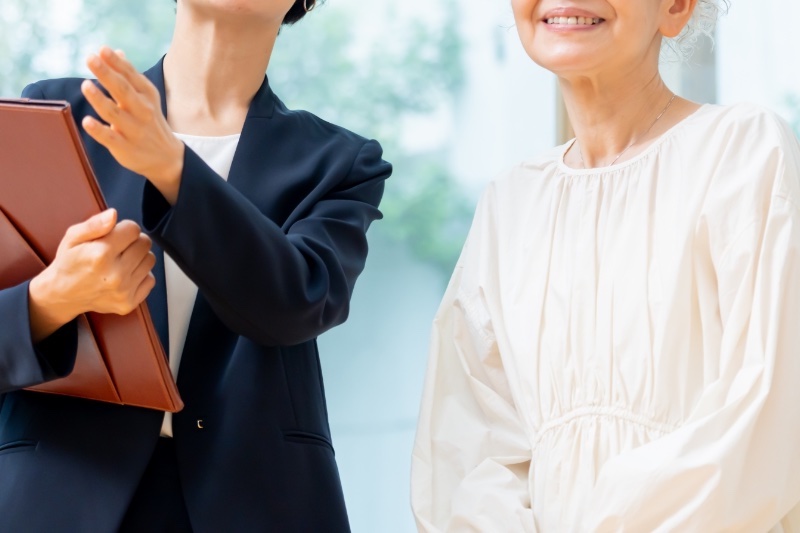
716, 0, 800, 118
450, 0, 557, 192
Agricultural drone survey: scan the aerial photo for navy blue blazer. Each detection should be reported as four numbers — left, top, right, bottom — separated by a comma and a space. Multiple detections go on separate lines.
0, 58, 391, 532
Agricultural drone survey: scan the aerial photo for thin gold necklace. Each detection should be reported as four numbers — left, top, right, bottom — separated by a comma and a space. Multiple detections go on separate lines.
574, 93, 677, 169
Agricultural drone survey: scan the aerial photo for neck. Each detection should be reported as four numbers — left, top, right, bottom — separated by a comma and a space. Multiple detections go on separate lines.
560, 62, 679, 168
163, 5, 280, 135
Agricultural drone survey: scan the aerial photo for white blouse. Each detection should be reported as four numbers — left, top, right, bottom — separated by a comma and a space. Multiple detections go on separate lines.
159, 132, 240, 438
411, 104, 800, 532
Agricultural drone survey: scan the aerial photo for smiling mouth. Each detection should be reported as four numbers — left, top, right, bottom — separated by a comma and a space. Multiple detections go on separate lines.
545, 16, 603, 25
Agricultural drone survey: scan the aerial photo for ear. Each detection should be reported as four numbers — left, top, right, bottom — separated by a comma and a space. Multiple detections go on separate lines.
660, 0, 698, 38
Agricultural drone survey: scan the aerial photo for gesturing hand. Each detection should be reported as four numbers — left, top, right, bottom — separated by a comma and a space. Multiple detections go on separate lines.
28, 209, 157, 342
81, 46, 184, 205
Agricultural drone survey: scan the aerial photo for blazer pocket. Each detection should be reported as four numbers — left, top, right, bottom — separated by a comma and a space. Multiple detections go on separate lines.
283, 430, 334, 453
0, 439, 37, 455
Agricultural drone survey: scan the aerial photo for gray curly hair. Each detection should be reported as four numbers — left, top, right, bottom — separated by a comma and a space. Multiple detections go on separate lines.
663, 0, 730, 61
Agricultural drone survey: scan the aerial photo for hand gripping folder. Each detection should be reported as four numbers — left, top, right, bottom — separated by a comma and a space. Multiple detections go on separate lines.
0, 97, 182, 412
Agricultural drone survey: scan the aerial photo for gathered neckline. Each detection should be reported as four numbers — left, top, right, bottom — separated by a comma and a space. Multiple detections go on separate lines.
556, 104, 711, 176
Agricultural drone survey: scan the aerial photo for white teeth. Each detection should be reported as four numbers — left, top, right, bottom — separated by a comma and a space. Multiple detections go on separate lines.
546, 15, 601, 25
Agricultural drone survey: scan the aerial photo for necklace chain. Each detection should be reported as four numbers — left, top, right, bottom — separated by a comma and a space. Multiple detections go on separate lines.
575, 93, 677, 169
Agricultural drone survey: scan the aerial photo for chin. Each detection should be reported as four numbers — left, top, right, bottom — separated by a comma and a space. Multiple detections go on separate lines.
187, 0, 292, 18
526, 46, 601, 77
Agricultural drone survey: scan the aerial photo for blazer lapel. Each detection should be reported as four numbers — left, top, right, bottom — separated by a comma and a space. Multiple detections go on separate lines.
138, 57, 276, 360
226, 73, 275, 189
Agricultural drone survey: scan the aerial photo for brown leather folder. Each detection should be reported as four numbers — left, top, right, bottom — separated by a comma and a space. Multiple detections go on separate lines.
0, 98, 183, 412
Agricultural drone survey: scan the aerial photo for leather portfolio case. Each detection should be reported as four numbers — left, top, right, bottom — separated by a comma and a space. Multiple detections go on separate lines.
0, 98, 183, 412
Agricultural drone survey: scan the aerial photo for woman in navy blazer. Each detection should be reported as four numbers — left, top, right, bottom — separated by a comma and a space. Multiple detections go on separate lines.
0, 0, 391, 531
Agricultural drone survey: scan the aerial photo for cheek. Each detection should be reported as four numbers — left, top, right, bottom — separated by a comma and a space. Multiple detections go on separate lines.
510, 0, 539, 26
511, 0, 539, 38
264, 0, 296, 15
510, 0, 540, 49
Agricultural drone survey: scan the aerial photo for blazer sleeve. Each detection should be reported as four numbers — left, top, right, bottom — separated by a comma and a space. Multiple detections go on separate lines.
0, 82, 79, 393
142, 138, 391, 347
0, 282, 77, 394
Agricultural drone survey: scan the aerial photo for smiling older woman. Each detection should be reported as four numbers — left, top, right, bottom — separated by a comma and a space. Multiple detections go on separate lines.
411, 0, 800, 531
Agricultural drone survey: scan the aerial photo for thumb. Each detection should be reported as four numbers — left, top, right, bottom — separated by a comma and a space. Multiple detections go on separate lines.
60, 208, 117, 249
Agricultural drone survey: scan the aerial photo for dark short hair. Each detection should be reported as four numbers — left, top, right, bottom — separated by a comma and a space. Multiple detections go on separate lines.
171, 0, 322, 25
283, 0, 321, 25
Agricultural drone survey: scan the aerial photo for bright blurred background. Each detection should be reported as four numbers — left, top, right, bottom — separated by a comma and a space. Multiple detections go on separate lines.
1, 1, 798, 531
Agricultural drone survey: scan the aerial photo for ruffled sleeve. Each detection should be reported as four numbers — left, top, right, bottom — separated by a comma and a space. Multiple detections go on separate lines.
411, 186, 536, 532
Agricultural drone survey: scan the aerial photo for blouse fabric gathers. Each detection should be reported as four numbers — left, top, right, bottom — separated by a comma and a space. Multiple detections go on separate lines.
411, 104, 800, 532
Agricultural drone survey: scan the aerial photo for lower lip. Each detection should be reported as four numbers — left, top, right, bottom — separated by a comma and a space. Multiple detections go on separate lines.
541, 21, 604, 32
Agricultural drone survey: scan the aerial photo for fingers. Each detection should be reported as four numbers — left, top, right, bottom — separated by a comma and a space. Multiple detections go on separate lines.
83, 49, 155, 122
62, 214, 142, 259
114, 250, 157, 316
96, 232, 155, 316
61, 209, 117, 249
129, 251, 157, 287
85, 55, 136, 113
101, 47, 157, 98
101, 220, 144, 257
129, 273, 157, 313
81, 46, 166, 161
50, 208, 157, 317
117, 232, 154, 274
81, 114, 123, 152
81, 80, 137, 134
